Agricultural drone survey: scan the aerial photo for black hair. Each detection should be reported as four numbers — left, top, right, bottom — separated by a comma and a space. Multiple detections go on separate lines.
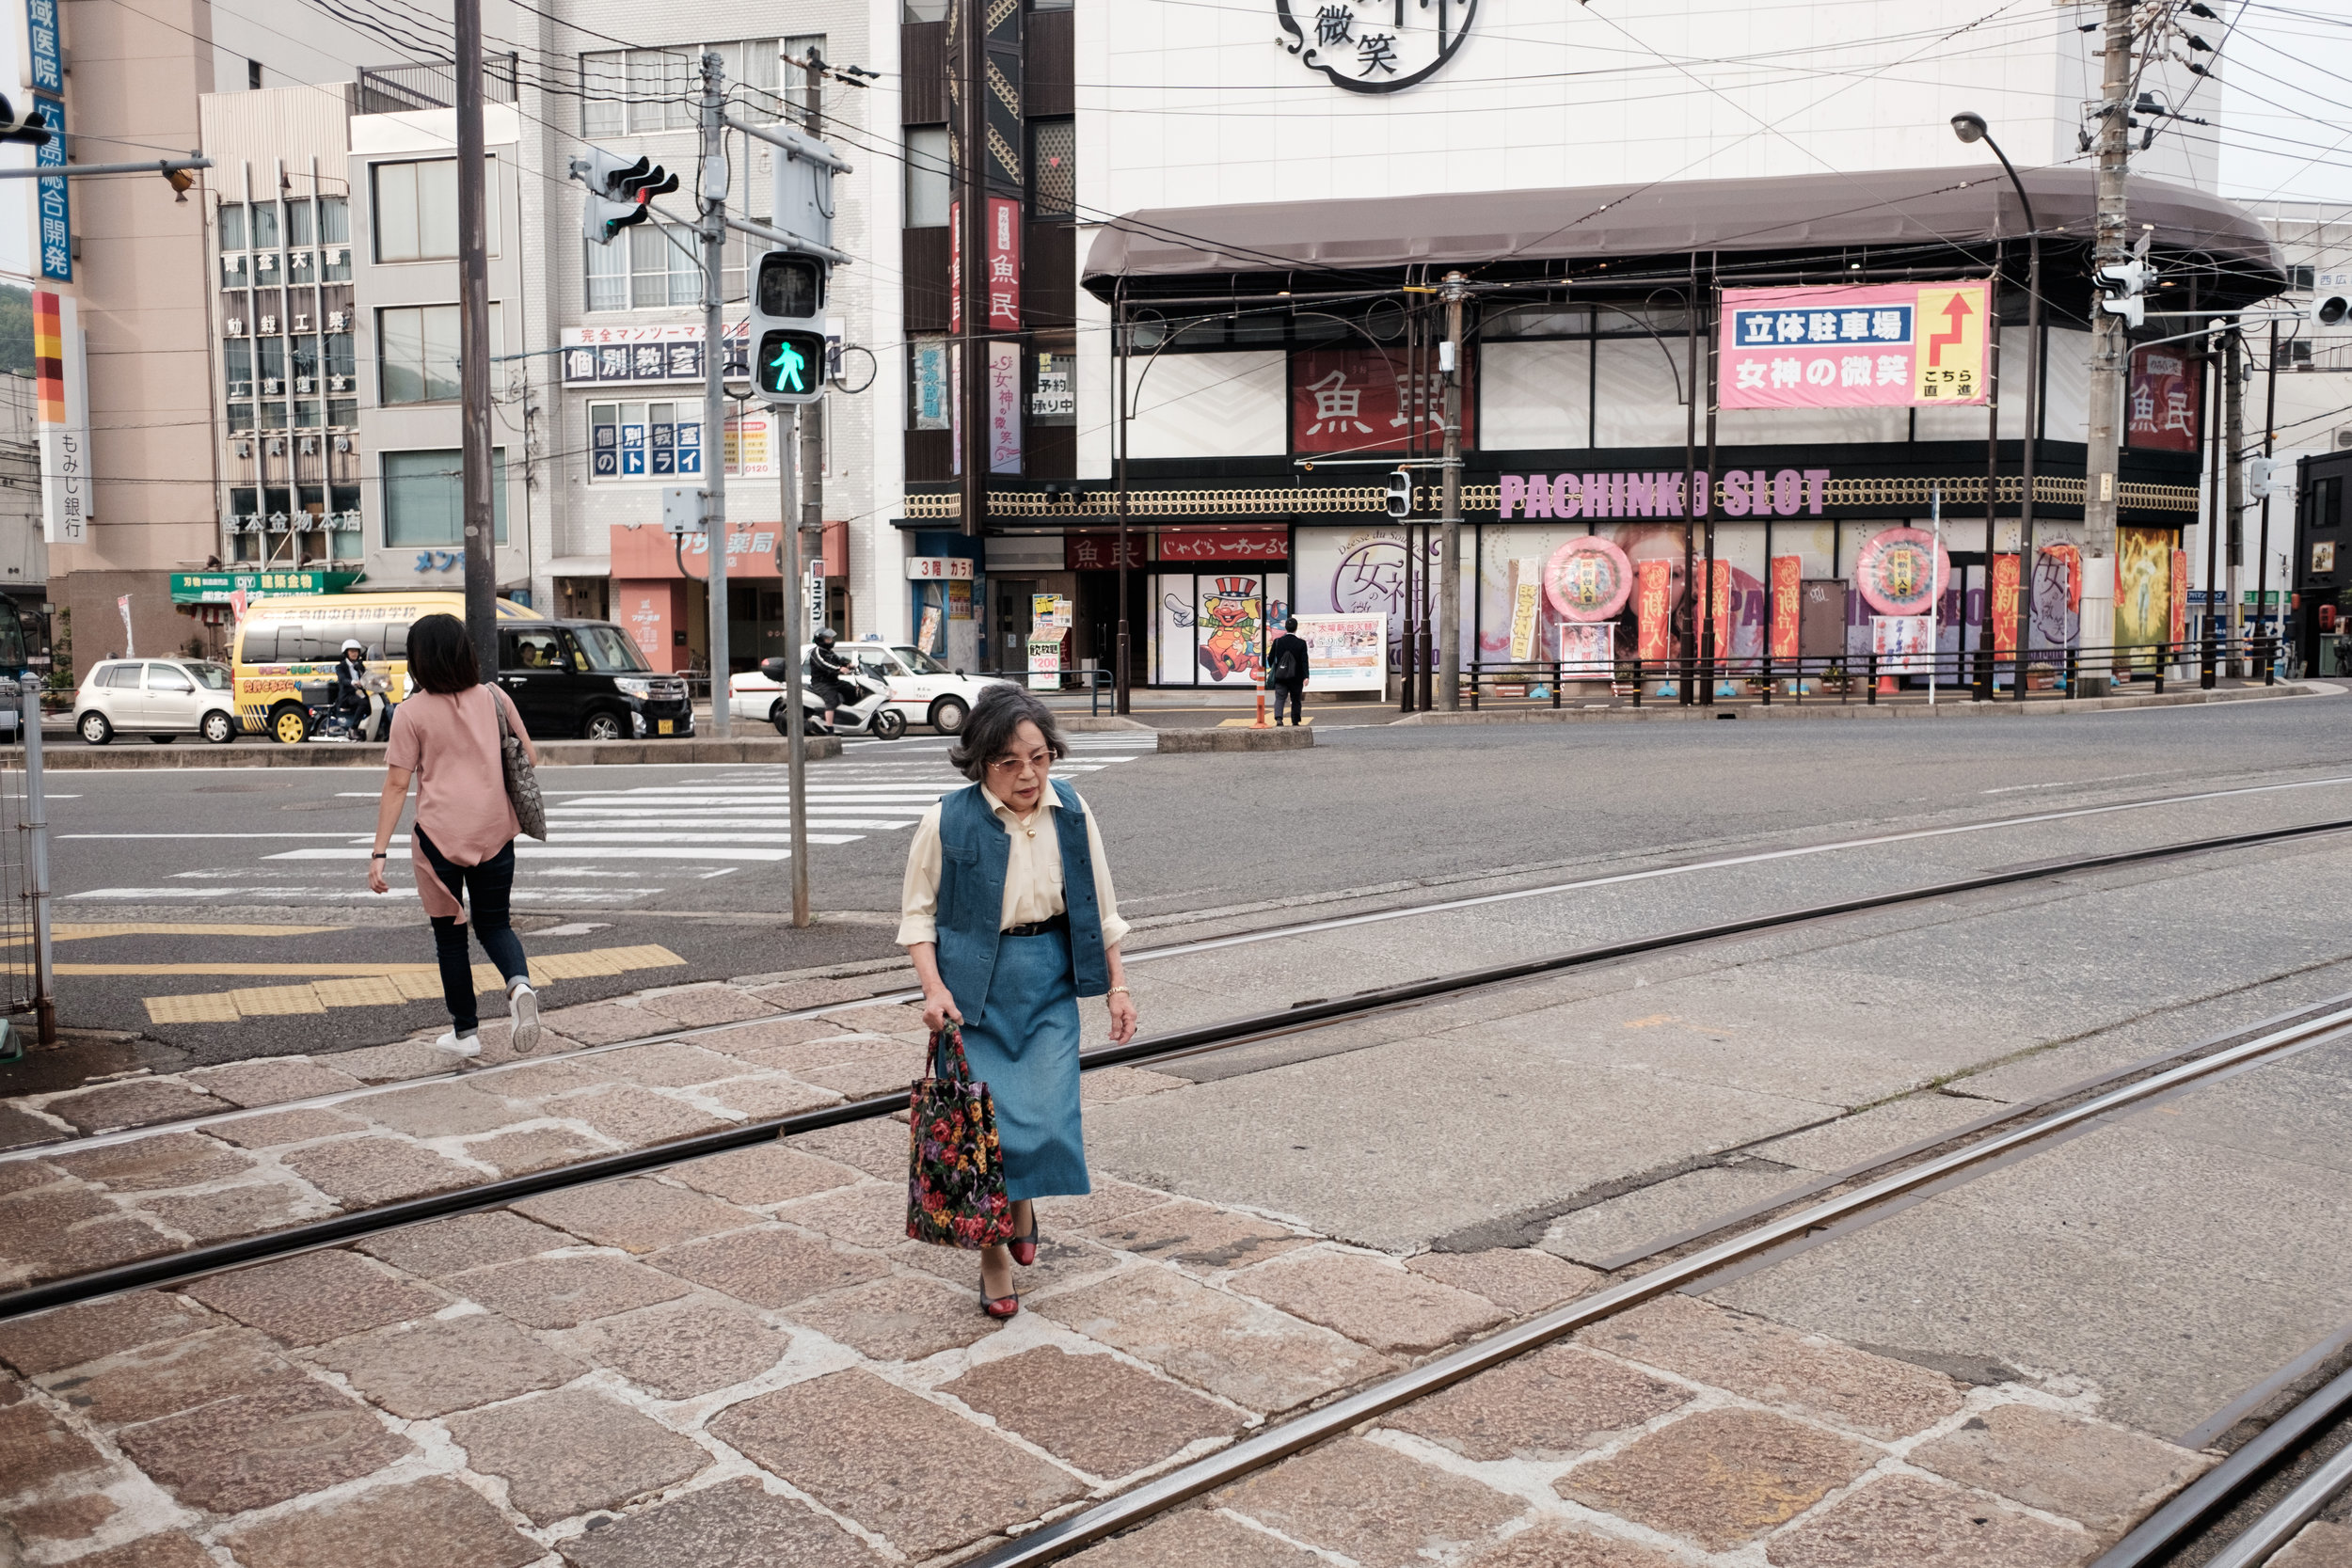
1285, 616, 1298, 631
406, 613, 480, 695
948, 686, 1066, 782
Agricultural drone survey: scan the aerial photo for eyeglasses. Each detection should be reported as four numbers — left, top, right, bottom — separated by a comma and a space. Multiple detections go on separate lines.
988, 749, 1054, 775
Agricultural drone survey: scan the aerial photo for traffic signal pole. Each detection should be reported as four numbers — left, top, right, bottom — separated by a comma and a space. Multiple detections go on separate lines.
1438, 273, 1466, 711
455, 0, 498, 680
2077, 0, 2136, 696
800, 50, 828, 623
699, 52, 732, 738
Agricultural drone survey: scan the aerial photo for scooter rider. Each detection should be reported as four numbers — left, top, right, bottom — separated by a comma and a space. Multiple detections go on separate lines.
809, 626, 854, 732
331, 640, 373, 733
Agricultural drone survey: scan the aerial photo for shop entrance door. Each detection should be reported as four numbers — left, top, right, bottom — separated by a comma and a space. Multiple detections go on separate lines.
993, 578, 1037, 673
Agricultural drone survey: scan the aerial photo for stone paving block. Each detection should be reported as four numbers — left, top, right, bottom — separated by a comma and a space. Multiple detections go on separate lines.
1069, 1508, 1327, 1567
599, 1041, 755, 1087
1214, 1434, 1522, 1568
2274, 1521, 2352, 1568
1385, 1343, 1692, 1462
1040, 1267, 1396, 1413
6, 1488, 122, 1544
1081, 1067, 1189, 1103
58, 1534, 215, 1568
787, 1273, 999, 1362
743, 979, 880, 1010
1459, 1523, 1689, 1568
184, 1248, 448, 1345
323, 1040, 453, 1083
1085, 1200, 1314, 1274
1909, 1402, 2213, 1541
537, 1002, 658, 1046
649, 1227, 891, 1309
0, 1399, 108, 1494
473, 1022, 586, 1067
636, 987, 780, 1027
0, 1159, 63, 1198
51, 1131, 252, 1191
696, 1076, 846, 1120
1580, 1293, 1964, 1440
1762, 1473, 2086, 1568
941, 1346, 1242, 1479
1407, 1248, 1603, 1317
462, 1124, 615, 1176
361, 1081, 532, 1138
446, 1386, 708, 1526
561, 1085, 730, 1147
40, 1080, 230, 1134
714, 1033, 892, 1078
312, 1311, 587, 1418
709, 1369, 1086, 1558
668, 1142, 860, 1206
822, 1003, 930, 1036
114, 1375, 414, 1513
0, 1291, 215, 1376
0, 1102, 66, 1153
354, 1211, 574, 1276
1229, 1249, 1506, 1354
45, 1325, 295, 1426
207, 1107, 371, 1148
1037, 1179, 1170, 1232
0, 1206, 173, 1282
572, 1298, 792, 1399
777, 1182, 913, 1252
1555, 1407, 1879, 1552
796, 1054, 924, 1101
787, 1118, 907, 1180
698, 1017, 842, 1062
219, 1474, 544, 1568
279, 1136, 484, 1207
514, 1177, 760, 1253
183, 1058, 365, 1108
0, 1180, 112, 1243
555, 1474, 882, 1568
451, 1252, 691, 1328
487, 1059, 617, 1100
137, 1180, 319, 1244
905, 1233, 1124, 1298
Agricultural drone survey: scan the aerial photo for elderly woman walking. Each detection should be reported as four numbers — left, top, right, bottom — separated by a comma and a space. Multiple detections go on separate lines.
899, 686, 1138, 1317
367, 612, 543, 1059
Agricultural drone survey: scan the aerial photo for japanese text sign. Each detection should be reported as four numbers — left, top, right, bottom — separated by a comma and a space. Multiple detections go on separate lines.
34, 291, 87, 544
2127, 348, 2201, 453
987, 341, 1022, 475
27, 0, 63, 92
1065, 533, 1146, 571
34, 89, 68, 281
1719, 281, 1989, 410
988, 197, 1021, 333
1292, 348, 1474, 454
1157, 531, 1287, 562
561, 323, 749, 387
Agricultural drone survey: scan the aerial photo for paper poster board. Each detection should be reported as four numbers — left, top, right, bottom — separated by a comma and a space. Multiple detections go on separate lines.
1871, 615, 1933, 673
1295, 612, 1387, 691
1557, 622, 1615, 679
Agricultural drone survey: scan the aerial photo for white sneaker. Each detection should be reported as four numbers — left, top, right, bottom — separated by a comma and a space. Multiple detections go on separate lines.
431, 1030, 482, 1059
507, 980, 542, 1055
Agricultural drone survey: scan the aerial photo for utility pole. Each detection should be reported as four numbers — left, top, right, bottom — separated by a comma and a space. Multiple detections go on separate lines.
455, 0, 497, 679
1438, 272, 1466, 710
949, 0, 985, 551
2255, 318, 2280, 678
2224, 325, 2247, 674
800, 48, 828, 628
697, 52, 732, 736
782, 422, 810, 925
2077, 0, 2137, 696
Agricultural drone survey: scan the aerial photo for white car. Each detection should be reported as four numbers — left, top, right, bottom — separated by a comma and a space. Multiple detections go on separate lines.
728, 642, 1011, 736
73, 658, 242, 745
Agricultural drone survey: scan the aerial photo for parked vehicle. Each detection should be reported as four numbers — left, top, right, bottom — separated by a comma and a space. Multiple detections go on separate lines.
497, 622, 694, 741
727, 641, 1008, 736
233, 591, 545, 743
72, 658, 242, 745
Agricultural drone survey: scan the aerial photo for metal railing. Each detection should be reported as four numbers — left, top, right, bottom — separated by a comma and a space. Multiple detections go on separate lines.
0, 679, 54, 1058
356, 56, 519, 115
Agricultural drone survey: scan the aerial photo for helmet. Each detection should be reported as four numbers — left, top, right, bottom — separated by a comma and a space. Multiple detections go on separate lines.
814, 627, 838, 646
340, 639, 364, 655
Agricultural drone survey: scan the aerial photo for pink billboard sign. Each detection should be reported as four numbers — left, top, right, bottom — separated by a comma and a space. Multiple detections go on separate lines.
1719, 281, 1989, 410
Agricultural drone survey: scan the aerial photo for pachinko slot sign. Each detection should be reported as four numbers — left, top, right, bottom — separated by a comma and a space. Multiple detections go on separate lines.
1719, 281, 1990, 410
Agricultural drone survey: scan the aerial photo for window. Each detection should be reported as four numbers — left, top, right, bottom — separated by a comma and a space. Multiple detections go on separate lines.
320, 196, 349, 244
219, 202, 246, 251
325, 332, 356, 392
252, 200, 279, 249
588, 401, 703, 480
289, 200, 314, 245
505, 627, 566, 671
329, 399, 358, 429
906, 127, 950, 228
372, 159, 489, 263
580, 40, 799, 135
149, 664, 194, 694
382, 448, 509, 545
379, 305, 461, 404
896, 645, 953, 673
99, 664, 141, 689
902, 0, 947, 20
584, 223, 743, 311
225, 340, 253, 400
192, 663, 233, 690
572, 624, 650, 672
1029, 119, 1074, 219
228, 403, 254, 433
221, 252, 248, 289
257, 337, 285, 396
291, 334, 322, 393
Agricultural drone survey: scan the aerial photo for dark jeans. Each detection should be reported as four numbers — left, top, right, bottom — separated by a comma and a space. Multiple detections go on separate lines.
414, 825, 529, 1034
1270, 679, 1304, 725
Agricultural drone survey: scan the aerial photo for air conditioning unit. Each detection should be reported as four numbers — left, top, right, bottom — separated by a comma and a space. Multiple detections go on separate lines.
333, 436, 352, 453
2336, 428, 2352, 451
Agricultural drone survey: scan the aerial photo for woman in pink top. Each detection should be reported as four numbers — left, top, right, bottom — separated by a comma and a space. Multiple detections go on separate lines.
366, 613, 543, 1059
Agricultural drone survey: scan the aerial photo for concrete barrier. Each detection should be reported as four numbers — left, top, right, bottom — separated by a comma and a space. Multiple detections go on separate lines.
15, 734, 844, 769
1156, 726, 1314, 752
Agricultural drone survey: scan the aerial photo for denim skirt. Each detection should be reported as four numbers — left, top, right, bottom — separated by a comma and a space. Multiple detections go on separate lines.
958, 928, 1090, 1201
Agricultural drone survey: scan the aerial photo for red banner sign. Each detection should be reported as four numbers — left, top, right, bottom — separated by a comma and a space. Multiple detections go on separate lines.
1157, 530, 1287, 562
1066, 532, 1147, 571
948, 199, 961, 338
2170, 547, 2189, 646
1635, 559, 1674, 663
1770, 555, 1802, 659
1991, 553, 2020, 657
1707, 559, 1732, 648
987, 197, 1021, 333
1290, 349, 1474, 454
2128, 347, 2201, 452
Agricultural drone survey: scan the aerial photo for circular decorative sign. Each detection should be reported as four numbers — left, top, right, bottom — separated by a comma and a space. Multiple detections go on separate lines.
1543, 536, 1635, 623
1277, 0, 1480, 94
1854, 528, 1950, 617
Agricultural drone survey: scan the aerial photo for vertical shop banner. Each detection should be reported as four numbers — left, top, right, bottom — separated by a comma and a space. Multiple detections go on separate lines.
1505, 560, 1541, 661
33, 291, 88, 544
1291, 348, 1473, 453
913, 341, 950, 429
118, 595, 135, 657
949, 341, 962, 477
947, 200, 962, 337
1027, 594, 1071, 689
1634, 559, 1674, 663
987, 341, 1021, 474
1990, 554, 2020, 657
33, 90, 69, 282
1719, 281, 1988, 409
2127, 347, 2201, 452
2170, 548, 2189, 648
987, 198, 1021, 332
1770, 555, 1803, 660
1707, 560, 1733, 656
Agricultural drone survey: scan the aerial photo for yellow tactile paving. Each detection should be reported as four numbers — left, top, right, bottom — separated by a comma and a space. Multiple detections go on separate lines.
139, 944, 689, 1025
63, 963, 444, 977
142, 993, 243, 1024
312, 975, 409, 1008
228, 985, 327, 1016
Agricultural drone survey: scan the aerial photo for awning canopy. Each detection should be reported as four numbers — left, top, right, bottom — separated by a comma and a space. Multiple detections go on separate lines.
1084, 166, 2284, 303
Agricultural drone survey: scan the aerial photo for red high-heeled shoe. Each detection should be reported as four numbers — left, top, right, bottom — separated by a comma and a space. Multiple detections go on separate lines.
1010, 1216, 1041, 1268
981, 1291, 1020, 1320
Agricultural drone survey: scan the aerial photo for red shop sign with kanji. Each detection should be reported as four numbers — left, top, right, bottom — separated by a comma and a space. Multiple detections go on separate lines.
1065, 532, 1148, 571
1291, 349, 1474, 454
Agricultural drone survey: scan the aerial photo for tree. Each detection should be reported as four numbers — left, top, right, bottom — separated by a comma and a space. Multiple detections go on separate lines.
0, 285, 31, 377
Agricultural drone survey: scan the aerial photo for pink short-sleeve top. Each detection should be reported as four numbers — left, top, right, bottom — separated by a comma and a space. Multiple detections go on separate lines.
385, 684, 524, 919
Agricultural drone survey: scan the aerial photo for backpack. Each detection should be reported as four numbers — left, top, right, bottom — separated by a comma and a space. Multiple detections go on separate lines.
1269, 640, 1301, 683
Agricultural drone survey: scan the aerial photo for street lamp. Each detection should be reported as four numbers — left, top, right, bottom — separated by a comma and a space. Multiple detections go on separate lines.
1952, 110, 2042, 700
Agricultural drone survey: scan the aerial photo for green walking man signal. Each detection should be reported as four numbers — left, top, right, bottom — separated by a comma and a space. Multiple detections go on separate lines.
751, 251, 829, 406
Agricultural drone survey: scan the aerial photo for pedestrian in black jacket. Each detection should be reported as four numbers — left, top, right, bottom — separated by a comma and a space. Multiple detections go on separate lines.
1265, 617, 1309, 726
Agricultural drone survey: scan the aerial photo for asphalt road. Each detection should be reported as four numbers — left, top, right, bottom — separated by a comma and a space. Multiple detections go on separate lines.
29, 689, 2352, 1075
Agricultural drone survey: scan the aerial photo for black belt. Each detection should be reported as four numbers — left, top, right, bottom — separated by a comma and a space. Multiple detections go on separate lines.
1002, 913, 1069, 938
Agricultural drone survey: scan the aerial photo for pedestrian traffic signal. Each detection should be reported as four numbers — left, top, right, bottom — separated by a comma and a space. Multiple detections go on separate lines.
0, 95, 51, 148
2311, 270, 2351, 329
750, 250, 829, 405
1385, 468, 1414, 519
569, 147, 678, 245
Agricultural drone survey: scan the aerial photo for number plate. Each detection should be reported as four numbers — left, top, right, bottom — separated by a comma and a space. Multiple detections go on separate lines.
657, 720, 673, 735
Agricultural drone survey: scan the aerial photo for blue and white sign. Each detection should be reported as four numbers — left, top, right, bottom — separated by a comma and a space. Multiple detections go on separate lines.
1731, 306, 1913, 348
675, 420, 702, 475
26, 0, 63, 93
620, 421, 646, 476
34, 91, 69, 281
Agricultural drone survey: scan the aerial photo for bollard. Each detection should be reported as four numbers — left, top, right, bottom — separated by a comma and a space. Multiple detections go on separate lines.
1867, 653, 1879, 705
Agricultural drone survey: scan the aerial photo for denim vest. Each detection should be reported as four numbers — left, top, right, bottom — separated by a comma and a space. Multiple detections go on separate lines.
935, 777, 1109, 1022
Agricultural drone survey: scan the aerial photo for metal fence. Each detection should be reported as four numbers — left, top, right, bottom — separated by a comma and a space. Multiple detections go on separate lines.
0, 681, 55, 1054
355, 56, 520, 115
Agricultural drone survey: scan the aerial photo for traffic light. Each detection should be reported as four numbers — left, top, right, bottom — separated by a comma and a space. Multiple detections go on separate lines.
2312, 269, 2351, 329
751, 251, 827, 404
2093, 258, 2149, 329
0, 95, 51, 148
2248, 456, 2292, 500
569, 147, 678, 245
1385, 468, 1414, 519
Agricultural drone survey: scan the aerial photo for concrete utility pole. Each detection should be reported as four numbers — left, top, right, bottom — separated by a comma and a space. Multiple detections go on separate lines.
781, 421, 811, 926
2077, 0, 2137, 696
951, 0, 985, 548
800, 49, 828, 622
1438, 272, 1466, 710
700, 51, 732, 736
2224, 325, 2247, 673
455, 0, 497, 679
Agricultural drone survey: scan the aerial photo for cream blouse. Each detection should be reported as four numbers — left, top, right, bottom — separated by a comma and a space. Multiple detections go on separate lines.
897, 785, 1131, 950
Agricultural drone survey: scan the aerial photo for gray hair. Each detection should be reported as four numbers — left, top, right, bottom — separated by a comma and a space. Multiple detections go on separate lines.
948, 685, 1067, 781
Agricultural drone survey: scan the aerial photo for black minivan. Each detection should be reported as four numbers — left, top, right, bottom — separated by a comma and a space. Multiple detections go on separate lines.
497, 621, 695, 740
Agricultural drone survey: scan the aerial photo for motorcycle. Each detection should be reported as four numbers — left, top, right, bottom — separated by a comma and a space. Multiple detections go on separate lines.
291, 673, 393, 743
759, 657, 906, 741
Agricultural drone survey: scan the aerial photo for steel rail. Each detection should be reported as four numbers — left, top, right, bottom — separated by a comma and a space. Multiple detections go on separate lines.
970, 1002, 2352, 1568
3, 815, 2347, 1322
2207, 1440, 2352, 1568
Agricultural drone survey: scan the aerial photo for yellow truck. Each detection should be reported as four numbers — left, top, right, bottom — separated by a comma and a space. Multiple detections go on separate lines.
230, 592, 544, 742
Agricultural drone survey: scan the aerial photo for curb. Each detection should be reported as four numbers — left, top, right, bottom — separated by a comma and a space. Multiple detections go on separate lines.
11, 735, 847, 768
1056, 717, 1154, 733
1390, 682, 2317, 725
1156, 726, 1314, 752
